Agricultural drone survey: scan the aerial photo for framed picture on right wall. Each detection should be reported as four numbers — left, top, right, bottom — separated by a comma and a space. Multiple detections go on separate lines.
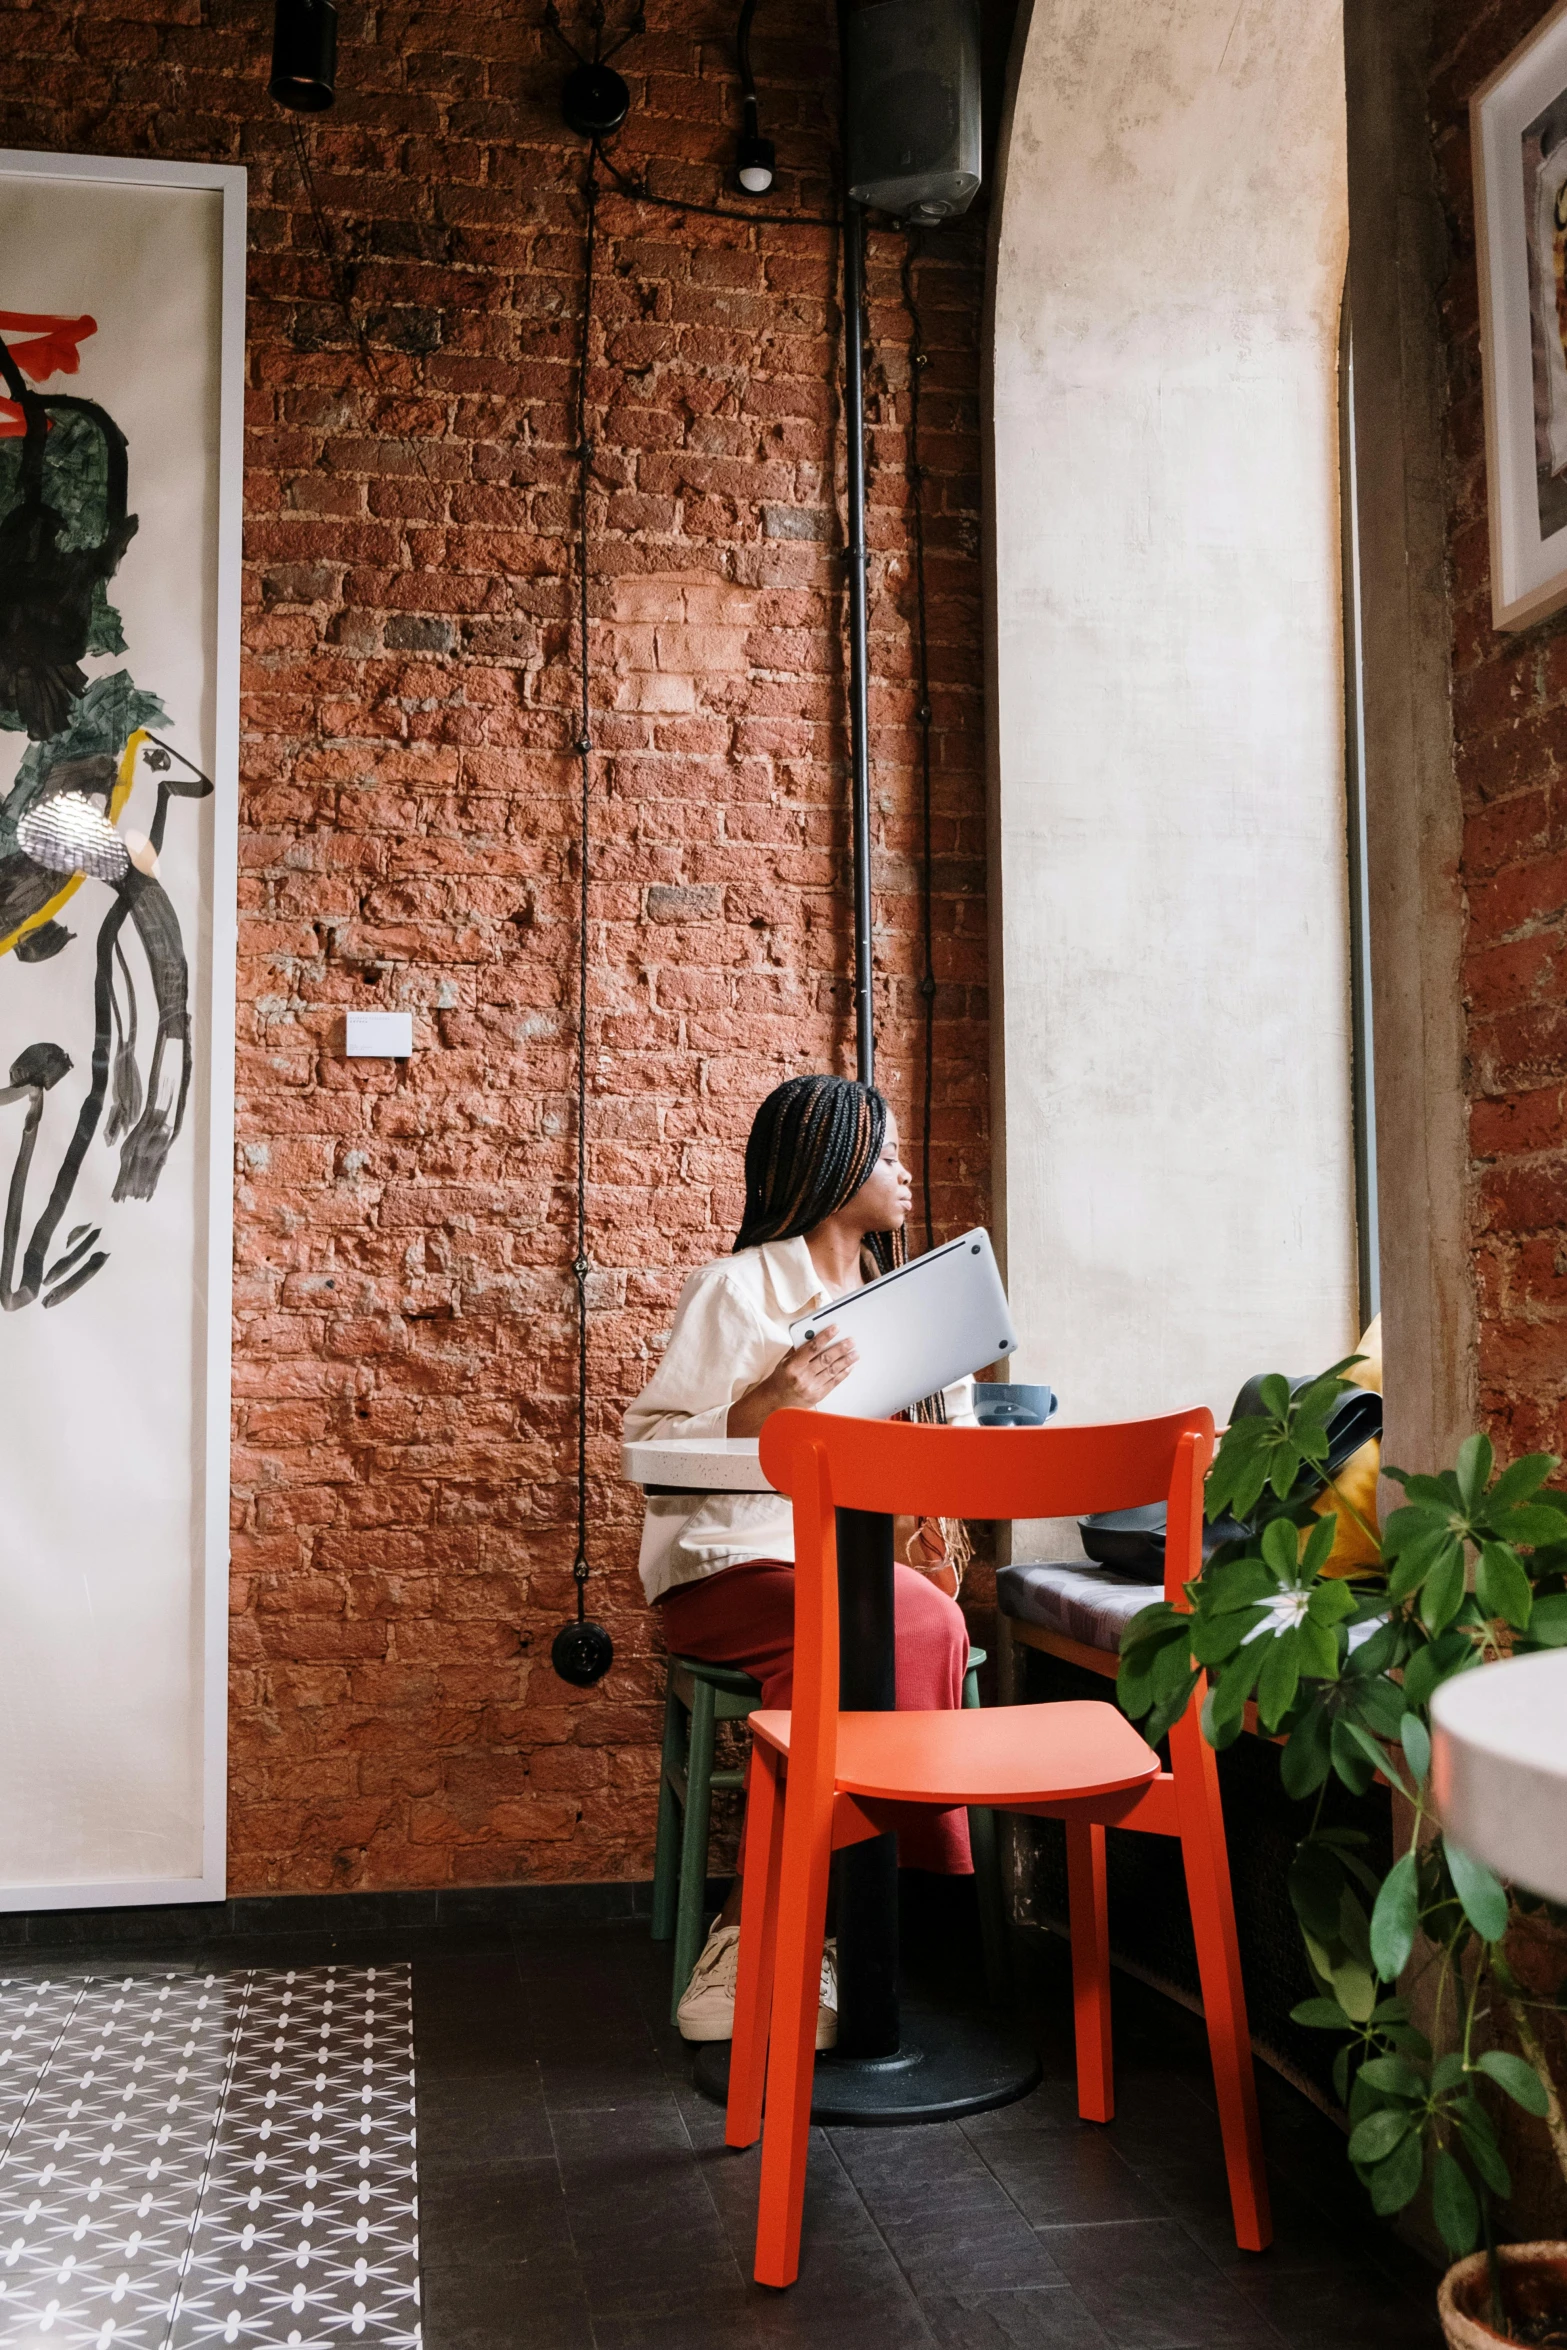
1473, 0, 1567, 629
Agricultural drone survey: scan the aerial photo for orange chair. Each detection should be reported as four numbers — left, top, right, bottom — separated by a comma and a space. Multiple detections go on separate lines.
725, 1406, 1270, 2288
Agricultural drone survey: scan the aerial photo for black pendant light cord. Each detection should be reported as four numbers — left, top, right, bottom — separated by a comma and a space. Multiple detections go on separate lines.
737, 0, 761, 125
571, 147, 598, 1629
288, 120, 440, 496
291, 120, 356, 329
591, 135, 834, 228
900, 234, 937, 1255
550, 146, 614, 1686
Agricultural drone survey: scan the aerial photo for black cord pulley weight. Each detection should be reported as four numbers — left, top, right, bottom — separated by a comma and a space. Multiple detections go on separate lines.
552, 1614, 614, 1687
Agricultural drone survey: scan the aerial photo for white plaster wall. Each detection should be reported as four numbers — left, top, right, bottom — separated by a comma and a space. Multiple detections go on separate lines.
988, 0, 1359, 1430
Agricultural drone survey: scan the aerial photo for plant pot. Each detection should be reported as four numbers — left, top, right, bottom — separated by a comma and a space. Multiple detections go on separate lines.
1439, 2243, 1567, 2348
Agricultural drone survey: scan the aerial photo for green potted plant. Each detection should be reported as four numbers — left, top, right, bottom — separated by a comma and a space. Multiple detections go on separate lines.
1116, 1369, 1567, 2345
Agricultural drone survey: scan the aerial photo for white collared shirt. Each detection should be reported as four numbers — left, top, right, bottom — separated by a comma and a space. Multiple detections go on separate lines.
624, 1236, 972, 1602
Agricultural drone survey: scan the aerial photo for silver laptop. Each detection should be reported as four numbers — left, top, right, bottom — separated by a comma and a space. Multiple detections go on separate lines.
787, 1229, 1017, 1420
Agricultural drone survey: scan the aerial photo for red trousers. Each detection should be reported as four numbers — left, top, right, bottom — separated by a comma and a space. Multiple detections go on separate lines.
657, 1557, 973, 1874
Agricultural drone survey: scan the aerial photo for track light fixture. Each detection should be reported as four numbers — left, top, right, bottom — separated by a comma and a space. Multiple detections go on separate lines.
735, 0, 775, 193
269, 0, 337, 112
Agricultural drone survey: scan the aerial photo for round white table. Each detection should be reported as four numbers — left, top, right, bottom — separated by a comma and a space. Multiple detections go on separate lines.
622, 1436, 770, 1493
1431, 1648, 1567, 1901
622, 1432, 1039, 2123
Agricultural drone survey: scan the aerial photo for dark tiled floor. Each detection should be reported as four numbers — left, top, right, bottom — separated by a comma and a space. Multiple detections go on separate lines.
408, 1906, 1440, 2350
2, 1907, 1444, 2350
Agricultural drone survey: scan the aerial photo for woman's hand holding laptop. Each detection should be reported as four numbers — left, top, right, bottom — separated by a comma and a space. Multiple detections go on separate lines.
725, 1323, 860, 1438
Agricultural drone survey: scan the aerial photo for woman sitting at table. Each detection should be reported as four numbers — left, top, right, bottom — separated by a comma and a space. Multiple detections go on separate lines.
624, 1071, 974, 2048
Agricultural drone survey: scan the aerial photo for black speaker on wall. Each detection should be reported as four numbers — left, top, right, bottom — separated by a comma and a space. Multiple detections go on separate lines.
844, 0, 981, 223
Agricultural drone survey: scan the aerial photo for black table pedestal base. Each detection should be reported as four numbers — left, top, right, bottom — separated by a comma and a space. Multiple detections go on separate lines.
688, 1507, 1039, 2125
691, 1998, 1040, 2125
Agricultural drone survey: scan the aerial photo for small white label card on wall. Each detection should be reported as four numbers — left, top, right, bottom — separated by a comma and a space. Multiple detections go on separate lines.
345, 1010, 414, 1057
0, 151, 243, 1908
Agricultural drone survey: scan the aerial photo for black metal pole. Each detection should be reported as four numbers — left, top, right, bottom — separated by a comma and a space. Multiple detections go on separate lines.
842, 193, 875, 1087
833, 1507, 900, 2057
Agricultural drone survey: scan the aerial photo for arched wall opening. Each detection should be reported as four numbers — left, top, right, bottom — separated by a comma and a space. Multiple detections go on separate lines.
986, 0, 1362, 1445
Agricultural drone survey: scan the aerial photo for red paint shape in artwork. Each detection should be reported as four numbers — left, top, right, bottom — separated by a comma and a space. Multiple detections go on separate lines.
0, 312, 97, 432
0, 312, 98, 382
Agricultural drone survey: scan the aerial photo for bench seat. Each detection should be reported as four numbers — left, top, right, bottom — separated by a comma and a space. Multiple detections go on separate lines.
997, 1559, 1384, 1675
996, 1560, 1161, 1654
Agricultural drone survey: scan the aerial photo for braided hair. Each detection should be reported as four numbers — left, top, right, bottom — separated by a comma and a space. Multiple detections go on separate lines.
734, 1071, 967, 1575
733, 1074, 899, 1266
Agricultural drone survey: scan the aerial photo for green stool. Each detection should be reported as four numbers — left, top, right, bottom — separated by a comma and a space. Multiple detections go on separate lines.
653, 1655, 763, 2021
653, 1646, 1009, 2018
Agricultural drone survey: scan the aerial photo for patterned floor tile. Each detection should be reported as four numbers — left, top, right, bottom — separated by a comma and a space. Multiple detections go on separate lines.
0, 1967, 420, 2350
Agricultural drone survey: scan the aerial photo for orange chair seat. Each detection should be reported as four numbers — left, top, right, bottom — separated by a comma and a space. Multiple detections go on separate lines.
748, 1698, 1160, 1807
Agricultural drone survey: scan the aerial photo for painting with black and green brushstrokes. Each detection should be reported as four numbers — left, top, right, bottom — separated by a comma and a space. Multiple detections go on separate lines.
0, 309, 212, 1311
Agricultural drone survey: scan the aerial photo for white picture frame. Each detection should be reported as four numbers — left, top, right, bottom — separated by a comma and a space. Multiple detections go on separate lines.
0, 149, 244, 1910
1473, 0, 1567, 630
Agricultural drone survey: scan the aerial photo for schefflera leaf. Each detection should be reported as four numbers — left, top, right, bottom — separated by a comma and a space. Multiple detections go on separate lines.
1369, 1849, 1420, 1982
1443, 1840, 1509, 1943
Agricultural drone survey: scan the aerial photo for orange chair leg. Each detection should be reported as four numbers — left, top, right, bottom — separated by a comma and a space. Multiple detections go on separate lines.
727, 1744, 785, 2150
1170, 1707, 1272, 2251
752, 1813, 832, 2290
1066, 1819, 1113, 2122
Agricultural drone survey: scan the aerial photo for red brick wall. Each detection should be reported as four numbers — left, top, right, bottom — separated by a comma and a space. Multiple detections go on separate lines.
1433, 0, 1567, 1460
0, 0, 990, 1891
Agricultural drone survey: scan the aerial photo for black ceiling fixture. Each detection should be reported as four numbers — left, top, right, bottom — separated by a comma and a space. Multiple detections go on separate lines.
546, 1, 643, 143
735, 0, 776, 194
268, 0, 337, 113
563, 61, 630, 138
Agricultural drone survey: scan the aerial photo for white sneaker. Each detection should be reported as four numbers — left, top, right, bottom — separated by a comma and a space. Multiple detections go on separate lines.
676, 1920, 839, 2051
678, 1921, 742, 2042
817, 1938, 838, 2052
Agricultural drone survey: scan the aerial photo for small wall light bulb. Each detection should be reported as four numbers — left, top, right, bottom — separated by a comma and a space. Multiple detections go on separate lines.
737, 125, 776, 194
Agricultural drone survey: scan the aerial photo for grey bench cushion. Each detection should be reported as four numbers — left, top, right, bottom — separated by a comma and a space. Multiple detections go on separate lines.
997, 1561, 1162, 1654
998, 1560, 1387, 1663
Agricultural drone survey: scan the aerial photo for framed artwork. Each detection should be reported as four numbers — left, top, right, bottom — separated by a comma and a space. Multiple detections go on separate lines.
1472, 0, 1567, 630
0, 150, 244, 1908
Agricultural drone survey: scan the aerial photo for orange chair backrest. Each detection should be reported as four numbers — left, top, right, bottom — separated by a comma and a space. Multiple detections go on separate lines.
757, 1409, 1215, 1796
758, 1408, 1212, 1526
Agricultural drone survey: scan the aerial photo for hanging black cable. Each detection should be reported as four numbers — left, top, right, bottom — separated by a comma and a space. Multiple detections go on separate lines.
842, 194, 874, 1088
552, 148, 614, 1689
287, 122, 442, 500
899, 234, 937, 1254
592, 137, 832, 228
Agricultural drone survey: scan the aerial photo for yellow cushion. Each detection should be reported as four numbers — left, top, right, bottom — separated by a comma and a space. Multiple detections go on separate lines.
1343, 1313, 1382, 1394
1311, 1435, 1382, 1575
